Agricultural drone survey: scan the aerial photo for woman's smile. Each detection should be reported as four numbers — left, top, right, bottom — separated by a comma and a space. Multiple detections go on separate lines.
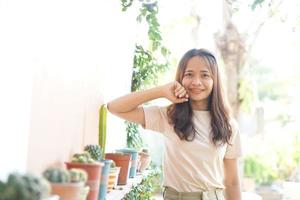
189, 88, 205, 94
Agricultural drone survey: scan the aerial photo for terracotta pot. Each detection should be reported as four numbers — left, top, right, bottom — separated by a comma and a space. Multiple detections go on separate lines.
137, 152, 151, 173
105, 153, 131, 185
51, 182, 83, 200
65, 162, 103, 200
107, 167, 120, 193
116, 148, 138, 178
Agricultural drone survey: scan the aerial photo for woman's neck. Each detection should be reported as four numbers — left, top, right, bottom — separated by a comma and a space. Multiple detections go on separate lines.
190, 100, 209, 111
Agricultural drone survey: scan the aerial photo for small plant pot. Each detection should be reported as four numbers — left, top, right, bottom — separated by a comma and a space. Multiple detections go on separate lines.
105, 153, 131, 185
80, 186, 90, 200
137, 152, 151, 173
107, 167, 120, 193
65, 162, 104, 200
116, 148, 138, 178
51, 182, 84, 200
98, 159, 112, 200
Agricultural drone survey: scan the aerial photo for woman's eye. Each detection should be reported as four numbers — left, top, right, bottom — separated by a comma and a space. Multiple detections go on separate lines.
184, 73, 192, 77
202, 74, 210, 78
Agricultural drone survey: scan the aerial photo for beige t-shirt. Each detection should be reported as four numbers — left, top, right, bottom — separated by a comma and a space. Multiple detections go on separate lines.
143, 106, 242, 192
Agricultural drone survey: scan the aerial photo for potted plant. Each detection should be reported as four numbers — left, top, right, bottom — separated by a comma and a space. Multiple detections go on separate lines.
65, 152, 104, 200
107, 161, 121, 192
137, 148, 151, 173
116, 148, 138, 178
0, 172, 51, 200
84, 144, 112, 200
105, 152, 131, 185
43, 167, 88, 200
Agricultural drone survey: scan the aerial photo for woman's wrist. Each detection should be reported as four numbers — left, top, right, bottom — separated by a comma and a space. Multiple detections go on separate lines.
152, 85, 166, 99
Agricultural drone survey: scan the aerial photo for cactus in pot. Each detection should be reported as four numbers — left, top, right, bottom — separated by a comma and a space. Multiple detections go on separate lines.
0, 173, 50, 200
84, 144, 102, 162
43, 167, 88, 200
69, 169, 88, 183
71, 151, 96, 164
99, 104, 107, 159
43, 168, 71, 183
66, 152, 104, 200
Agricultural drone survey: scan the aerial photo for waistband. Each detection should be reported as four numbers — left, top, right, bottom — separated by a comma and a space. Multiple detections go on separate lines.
163, 187, 224, 200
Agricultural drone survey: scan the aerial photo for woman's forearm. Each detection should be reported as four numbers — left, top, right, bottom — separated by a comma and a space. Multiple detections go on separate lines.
224, 185, 242, 200
107, 86, 164, 113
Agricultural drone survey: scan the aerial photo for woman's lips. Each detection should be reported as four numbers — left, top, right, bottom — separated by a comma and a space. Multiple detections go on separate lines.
189, 89, 204, 94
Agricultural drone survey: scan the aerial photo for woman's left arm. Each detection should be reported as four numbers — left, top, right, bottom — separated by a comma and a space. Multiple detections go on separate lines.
223, 158, 242, 200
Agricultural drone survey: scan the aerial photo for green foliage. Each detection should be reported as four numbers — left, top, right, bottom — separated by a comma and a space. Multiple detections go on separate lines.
251, 0, 267, 10
120, 0, 134, 11
243, 155, 277, 185
132, 45, 169, 91
238, 77, 255, 113
122, 171, 161, 200
244, 132, 300, 185
122, 1, 170, 150
126, 121, 143, 150
0, 173, 50, 200
71, 152, 96, 164
84, 144, 102, 162
254, 65, 287, 101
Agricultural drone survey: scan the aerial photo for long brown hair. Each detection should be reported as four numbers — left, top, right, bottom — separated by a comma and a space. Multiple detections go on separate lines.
167, 49, 232, 145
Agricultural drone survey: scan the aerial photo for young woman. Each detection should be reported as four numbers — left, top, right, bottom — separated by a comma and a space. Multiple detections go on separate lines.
108, 48, 242, 200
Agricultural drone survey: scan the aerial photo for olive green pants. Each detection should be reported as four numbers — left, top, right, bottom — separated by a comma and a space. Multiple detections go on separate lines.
163, 187, 225, 200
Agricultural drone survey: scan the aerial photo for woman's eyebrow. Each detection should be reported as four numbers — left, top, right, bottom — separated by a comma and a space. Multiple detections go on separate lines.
200, 70, 210, 73
184, 69, 194, 72
185, 69, 210, 73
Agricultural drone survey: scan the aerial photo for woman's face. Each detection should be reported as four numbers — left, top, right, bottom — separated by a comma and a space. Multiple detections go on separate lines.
181, 56, 213, 105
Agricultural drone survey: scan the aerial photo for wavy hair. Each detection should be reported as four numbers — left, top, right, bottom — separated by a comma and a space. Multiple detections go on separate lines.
167, 49, 232, 145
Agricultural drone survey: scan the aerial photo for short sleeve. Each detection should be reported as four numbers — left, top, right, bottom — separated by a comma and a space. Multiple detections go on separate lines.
224, 120, 243, 159
143, 106, 167, 133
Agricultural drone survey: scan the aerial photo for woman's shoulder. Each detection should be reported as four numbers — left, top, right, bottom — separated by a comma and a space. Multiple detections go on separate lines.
143, 105, 170, 117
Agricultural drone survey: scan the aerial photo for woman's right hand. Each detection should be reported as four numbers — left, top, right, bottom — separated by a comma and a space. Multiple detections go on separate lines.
161, 81, 189, 103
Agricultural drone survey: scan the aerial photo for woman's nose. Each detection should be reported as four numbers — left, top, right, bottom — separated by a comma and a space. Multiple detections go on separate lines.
192, 77, 202, 86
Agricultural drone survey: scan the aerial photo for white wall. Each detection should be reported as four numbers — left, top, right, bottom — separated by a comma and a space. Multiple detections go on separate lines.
0, 0, 137, 177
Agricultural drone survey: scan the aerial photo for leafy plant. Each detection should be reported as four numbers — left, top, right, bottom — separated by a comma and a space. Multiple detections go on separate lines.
243, 154, 277, 185
122, 170, 161, 200
126, 121, 143, 150
0, 173, 50, 200
121, 0, 170, 150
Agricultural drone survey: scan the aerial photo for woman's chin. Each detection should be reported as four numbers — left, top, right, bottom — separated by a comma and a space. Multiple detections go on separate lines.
189, 96, 209, 102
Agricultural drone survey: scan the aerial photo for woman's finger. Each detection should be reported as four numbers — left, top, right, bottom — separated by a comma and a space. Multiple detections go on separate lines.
176, 88, 187, 98
175, 97, 189, 104
174, 85, 186, 96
